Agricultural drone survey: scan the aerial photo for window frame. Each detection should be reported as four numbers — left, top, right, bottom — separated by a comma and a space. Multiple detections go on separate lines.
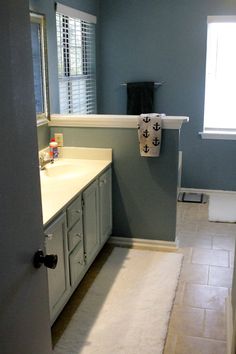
56, 4, 97, 115
30, 12, 50, 126
201, 16, 236, 140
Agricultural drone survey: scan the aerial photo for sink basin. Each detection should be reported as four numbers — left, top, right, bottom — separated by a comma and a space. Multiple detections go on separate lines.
41, 161, 87, 179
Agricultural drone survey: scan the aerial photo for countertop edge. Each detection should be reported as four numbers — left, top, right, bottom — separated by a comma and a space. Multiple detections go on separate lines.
42, 160, 112, 228
49, 114, 189, 130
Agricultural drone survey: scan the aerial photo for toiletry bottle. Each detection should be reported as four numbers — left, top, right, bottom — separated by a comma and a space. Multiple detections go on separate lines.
49, 138, 58, 159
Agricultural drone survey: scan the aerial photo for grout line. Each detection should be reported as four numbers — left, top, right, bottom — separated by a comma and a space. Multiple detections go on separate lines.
202, 309, 207, 338
207, 265, 210, 285
210, 234, 213, 249
177, 334, 227, 344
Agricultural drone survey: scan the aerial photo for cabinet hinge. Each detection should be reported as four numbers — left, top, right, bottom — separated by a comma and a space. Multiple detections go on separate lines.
82, 198, 85, 208
84, 252, 87, 263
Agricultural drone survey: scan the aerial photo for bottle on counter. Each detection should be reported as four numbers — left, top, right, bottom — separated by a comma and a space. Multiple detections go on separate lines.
49, 138, 58, 159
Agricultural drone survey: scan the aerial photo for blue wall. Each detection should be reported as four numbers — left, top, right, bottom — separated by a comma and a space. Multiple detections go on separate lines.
98, 0, 236, 191
51, 126, 179, 241
37, 124, 50, 150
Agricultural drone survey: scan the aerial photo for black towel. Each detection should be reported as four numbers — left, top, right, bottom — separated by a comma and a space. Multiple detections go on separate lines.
127, 82, 154, 115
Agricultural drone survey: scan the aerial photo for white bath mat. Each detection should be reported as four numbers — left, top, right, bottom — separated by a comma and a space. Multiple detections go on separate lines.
53, 247, 183, 354
209, 193, 236, 222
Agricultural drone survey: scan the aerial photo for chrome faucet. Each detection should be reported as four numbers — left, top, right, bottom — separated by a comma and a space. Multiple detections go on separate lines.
39, 152, 54, 170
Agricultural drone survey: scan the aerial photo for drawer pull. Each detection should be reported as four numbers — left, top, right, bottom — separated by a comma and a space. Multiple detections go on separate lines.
45, 233, 53, 240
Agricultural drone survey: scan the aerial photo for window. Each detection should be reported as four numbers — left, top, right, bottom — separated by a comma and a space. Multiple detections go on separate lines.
30, 13, 49, 123
203, 16, 236, 134
56, 4, 97, 114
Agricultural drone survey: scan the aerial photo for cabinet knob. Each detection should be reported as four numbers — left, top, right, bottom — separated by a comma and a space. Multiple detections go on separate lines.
45, 233, 53, 240
33, 249, 58, 269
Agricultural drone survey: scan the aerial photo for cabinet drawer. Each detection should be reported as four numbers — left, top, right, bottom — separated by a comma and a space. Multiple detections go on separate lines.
68, 219, 83, 252
69, 244, 84, 287
67, 195, 82, 229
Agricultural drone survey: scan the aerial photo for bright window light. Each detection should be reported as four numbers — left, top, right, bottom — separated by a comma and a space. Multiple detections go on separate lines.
204, 17, 236, 131
56, 4, 97, 115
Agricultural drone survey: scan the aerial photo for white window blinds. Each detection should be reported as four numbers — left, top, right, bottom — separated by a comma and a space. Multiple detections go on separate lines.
56, 4, 97, 114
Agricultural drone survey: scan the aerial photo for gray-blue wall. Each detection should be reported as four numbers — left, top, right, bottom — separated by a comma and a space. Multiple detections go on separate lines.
37, 124, 50, 150
51, 126, 179, 241
98, 0, 236, 191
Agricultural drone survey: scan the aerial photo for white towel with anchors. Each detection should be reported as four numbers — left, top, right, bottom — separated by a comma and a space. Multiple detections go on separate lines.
138, 113, 164, 157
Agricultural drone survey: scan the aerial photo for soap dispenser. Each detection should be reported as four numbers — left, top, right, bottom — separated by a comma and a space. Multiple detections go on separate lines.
49, 138, 58, 159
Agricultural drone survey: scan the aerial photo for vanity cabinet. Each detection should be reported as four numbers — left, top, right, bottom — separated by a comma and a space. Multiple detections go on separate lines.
83, 180, 100, 265
44, 166, 112, 324
69, 243, 84, 287
67, 195, 85, 290
44, 212, 70, 322
99, 168, 112, 245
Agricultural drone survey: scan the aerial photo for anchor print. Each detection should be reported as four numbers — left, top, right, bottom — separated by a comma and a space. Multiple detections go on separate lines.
143, 129, 150, 138
153, 122, 161, 131
143, 116, 151, 123
152, 137, 160, 146
143, 144, 150, 153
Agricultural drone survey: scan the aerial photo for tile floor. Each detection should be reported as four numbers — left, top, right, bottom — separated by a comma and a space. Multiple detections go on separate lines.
164, 201, 236, 354
52, 200, 236, 354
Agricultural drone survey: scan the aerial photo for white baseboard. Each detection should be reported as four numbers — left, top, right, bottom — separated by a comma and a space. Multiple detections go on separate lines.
180, 187, 236, 197
108, 236, 178, 252
226, 295, 234, 354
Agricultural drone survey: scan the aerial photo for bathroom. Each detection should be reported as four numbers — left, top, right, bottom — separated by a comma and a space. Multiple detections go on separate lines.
1, 0, 236, 353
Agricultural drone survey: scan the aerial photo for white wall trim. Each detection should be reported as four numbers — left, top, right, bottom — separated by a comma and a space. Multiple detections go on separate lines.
226, 295, 234, 354
108, 236, 178, 252
180, 187, 236, 197
49, 114, 189, 130
37, 117, 49, 127
56, 3, 97, 24
208, 16, 236, 23
200, 131, 236, 140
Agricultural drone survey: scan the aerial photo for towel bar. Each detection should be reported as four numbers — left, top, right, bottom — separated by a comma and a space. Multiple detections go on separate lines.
120, 81, 165, 86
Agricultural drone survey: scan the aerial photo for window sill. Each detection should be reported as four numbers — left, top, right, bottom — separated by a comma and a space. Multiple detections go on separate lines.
199, 131, 236, 140
37, 117, 49, 127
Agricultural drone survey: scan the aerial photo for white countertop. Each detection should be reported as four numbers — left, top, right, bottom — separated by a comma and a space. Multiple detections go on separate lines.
40, 148, 112, 226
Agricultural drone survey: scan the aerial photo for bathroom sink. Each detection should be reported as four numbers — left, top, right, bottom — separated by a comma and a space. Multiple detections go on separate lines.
41, 161, 87, 179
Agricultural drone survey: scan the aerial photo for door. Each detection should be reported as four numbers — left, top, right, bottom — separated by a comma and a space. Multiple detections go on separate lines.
0, 2, 52, 353
83, 180, 100, 264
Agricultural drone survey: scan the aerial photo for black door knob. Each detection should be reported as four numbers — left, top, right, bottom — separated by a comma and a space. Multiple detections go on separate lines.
33, 249, 58, 269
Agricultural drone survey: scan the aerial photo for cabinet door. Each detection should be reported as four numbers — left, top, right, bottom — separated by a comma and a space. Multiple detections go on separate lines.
99, 168, 112, 244
45, 212, 69, 323
83, 180, 100, 265
69, 243, 85, 287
